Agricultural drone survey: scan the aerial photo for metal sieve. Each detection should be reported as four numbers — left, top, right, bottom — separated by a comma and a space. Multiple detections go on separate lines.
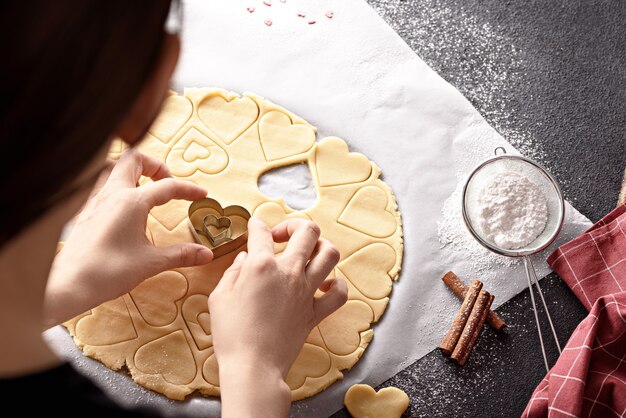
462, 147, 565, 372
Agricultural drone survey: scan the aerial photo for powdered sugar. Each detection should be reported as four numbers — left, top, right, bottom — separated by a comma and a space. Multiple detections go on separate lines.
438, 182, 519, 281
476, 172, 548, 249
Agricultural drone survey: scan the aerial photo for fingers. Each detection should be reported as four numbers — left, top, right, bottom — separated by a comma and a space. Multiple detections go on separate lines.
305, 239, 340, 289
152, 243, 213, 273
313, 278, 348, 325
246, 217, 275, 257
218, 251, 248, 291
272, 218, 318, 242
139, 178, 207, 208
272, 219, 321, 266
108, 149, 171, 187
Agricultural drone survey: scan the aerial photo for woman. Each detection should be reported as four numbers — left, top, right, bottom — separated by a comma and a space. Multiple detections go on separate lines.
0, 1, 348, 416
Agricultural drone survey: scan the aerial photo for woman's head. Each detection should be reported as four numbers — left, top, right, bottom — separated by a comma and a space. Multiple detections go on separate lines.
0, 0, 178, 246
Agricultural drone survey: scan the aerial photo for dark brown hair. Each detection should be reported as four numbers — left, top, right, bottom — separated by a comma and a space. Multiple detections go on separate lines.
0, 0, 172, 246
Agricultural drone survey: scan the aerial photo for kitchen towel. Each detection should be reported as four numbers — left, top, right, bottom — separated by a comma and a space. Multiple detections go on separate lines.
524, 202, 626, 417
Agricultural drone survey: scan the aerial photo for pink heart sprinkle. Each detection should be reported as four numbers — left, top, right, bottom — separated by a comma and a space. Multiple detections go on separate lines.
325, 10, 334, 19
247, 6, 255, 13
264, 18, 273, 26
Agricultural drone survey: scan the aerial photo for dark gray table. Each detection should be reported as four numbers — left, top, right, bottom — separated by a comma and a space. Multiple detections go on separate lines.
332, 1, 625, 417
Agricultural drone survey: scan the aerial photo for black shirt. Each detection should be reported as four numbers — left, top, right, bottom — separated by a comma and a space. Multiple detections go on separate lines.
1, 363, 161, 417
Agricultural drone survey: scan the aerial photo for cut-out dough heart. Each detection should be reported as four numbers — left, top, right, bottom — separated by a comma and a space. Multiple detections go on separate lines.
148, 198, 189, 231
182, 140, 210, 162
253, 201, 311, 227
130, 271, 188, 327
258, 111, 315, 161
338, 243, 396, 300
344, 384, 410, 418
202, 353, 219, 386
285, 343, 332, 390
166, 127, 228, 177
134, 331, 196, 386
318, 300, 374, 356
182, 294, 212, 350
198, 313, 211, 334
336, 268, 389, 322
198, 94, 259, 144
149, 94, 193, 143
74, 297, 137, 346
315, 137, 372, 187
338, 186, 397, 238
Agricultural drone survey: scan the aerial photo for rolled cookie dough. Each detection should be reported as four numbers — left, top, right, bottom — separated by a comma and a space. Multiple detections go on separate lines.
65, 88, 403, 400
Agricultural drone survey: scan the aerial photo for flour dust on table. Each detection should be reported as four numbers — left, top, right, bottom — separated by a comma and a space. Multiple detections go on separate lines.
64, 87, 403, 401
369, 0, 546, 165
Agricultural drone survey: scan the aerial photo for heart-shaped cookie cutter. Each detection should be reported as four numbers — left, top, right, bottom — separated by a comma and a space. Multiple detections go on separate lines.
188, 198, 251, 258
202, 214, 232, 246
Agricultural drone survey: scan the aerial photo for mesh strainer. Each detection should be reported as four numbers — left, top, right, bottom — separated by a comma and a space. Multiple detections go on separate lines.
462, 147, 565, 371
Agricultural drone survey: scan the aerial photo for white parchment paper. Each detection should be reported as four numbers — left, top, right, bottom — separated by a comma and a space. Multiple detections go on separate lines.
46, 0, 592, 416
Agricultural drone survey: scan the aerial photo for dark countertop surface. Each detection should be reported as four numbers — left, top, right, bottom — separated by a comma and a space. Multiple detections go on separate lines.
333, 1, 625, 417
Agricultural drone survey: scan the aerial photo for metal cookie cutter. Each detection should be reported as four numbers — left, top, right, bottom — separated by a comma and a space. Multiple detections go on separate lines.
188, 198, 251, 258
202, 214, 232, 246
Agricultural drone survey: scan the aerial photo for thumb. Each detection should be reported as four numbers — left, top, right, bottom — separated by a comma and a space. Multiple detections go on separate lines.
217, 251, 248, 291
153, 243, 213, 272
313, 278, 348, 325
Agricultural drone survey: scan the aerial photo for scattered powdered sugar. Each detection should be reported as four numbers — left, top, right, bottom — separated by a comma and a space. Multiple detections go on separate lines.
436, 137, 521, 278
477, 172, 548, 249
368, 0, 546, 165
437, 182, 518, 280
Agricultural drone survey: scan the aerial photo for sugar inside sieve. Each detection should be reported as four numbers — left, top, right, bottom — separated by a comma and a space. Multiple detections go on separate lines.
461, 147, 565, 371
462, 147, 565, 256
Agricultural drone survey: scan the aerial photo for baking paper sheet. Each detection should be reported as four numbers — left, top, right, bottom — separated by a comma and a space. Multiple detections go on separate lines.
45, 0, 592, 416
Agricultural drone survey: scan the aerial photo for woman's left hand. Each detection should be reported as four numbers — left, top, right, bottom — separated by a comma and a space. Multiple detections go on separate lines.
44, 150, 213, 327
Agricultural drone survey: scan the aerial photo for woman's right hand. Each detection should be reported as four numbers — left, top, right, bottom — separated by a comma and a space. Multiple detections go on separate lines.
209, 218, 348, 418
45, 150, 212, 327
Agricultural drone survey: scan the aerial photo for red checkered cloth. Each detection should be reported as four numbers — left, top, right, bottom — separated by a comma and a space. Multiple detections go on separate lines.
523, 203, 626, 417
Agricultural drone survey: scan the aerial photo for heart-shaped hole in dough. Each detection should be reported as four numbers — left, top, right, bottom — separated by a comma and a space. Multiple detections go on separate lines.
258, 163, 318, 211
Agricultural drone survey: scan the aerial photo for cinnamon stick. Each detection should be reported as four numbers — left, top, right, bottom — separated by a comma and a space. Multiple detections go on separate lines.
439, 279, 483, 355
442, 271, 506, 331
451, 290, 494, 366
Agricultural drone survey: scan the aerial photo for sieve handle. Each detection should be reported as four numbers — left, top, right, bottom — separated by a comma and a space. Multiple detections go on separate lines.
527, 256, 562, 354
523, 256, 561, 372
